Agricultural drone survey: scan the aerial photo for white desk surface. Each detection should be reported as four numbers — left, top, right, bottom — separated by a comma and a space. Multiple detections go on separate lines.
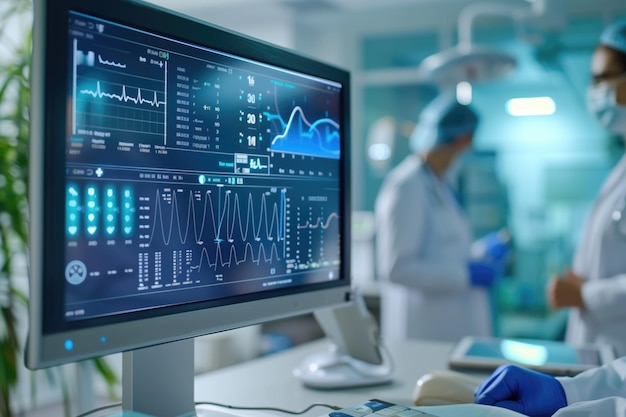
193, 338, 463, 417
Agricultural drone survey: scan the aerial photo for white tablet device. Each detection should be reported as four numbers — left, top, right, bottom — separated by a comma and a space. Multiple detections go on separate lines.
448, 336, 616, 376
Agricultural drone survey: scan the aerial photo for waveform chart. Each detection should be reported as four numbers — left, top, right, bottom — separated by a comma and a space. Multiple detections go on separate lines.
143, 186, 288, 280
292, 198, 340, 271
76, 79, 166, 137
72, 39, 167, 142
265, 106, 340, 159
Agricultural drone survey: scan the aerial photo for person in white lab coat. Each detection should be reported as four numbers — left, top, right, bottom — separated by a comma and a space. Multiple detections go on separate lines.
375, 92, 498, 342
546, 20, 626, 357
475, 20, 626, 417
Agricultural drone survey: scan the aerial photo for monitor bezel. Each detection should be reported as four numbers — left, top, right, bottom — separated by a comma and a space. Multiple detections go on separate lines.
27, 0, 351, 369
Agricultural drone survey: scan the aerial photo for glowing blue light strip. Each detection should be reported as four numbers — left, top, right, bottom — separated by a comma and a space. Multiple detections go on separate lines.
501, 339, 549, 366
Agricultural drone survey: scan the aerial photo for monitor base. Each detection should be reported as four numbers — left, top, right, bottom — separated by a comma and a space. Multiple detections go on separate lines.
293, 343, 393, 389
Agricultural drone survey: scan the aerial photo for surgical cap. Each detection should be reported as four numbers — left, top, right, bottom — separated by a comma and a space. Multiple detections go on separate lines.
410, 93, 479, 153
600, 21, 626, 55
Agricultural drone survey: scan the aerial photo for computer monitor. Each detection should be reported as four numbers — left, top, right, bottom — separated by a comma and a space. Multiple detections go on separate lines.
26, 0, 351, 415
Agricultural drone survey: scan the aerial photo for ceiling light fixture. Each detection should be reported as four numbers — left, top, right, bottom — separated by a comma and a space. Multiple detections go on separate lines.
506, 96, 556, 116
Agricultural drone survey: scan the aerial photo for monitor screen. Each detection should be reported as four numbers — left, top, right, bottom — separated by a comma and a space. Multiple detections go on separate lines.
27, 0, 351, 403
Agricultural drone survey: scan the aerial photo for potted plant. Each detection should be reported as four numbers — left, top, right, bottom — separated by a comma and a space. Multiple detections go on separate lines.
1, 1, 118, 415
0, 0, 32, 414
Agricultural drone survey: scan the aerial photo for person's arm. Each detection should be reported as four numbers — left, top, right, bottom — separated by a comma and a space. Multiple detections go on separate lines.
547, 271, 626, 320
375, 176, 468, 294
581, 274, 626, 320
552, 397, 626, 417
557, 357, 626, 404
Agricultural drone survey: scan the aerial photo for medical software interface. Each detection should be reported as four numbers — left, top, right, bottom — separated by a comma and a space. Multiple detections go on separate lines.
64, 11, 343, 321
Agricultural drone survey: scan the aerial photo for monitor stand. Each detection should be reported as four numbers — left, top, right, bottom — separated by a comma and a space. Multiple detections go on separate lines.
121, 339, 194, 417
104, 338, 272, 417
293, 290, 393, 389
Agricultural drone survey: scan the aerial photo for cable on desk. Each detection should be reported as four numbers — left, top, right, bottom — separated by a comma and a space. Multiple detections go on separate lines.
73, 400, 341, 416
195, 401, 342, 415
74, 402, 122, 417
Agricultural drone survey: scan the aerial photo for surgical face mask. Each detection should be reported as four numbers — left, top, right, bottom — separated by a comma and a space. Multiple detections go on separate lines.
587, 80, 626, 136
444, 150, 469, 189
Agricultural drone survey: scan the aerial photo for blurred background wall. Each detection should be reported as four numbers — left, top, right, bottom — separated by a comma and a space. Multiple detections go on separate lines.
144, 0, 626, 340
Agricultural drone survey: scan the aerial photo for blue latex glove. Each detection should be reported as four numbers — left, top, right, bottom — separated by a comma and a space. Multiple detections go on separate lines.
482, 231, 510, 261
473, 229, 511, 262
468, 261, 497, 287
475, 364, 567, 417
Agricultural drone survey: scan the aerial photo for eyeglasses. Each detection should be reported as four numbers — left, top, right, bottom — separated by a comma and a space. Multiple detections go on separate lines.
592, 70, 626, 85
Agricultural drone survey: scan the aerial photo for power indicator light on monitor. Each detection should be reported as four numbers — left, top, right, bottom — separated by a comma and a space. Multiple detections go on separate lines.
64, 339, 74, 351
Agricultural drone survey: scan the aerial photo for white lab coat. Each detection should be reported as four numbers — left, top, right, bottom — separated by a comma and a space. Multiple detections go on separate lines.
567, 153, 626, 356
375, 154, 492, 342
554, 356, 626, 417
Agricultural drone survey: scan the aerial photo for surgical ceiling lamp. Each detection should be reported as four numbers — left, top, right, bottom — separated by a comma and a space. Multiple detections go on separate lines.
417, 0, 567, 86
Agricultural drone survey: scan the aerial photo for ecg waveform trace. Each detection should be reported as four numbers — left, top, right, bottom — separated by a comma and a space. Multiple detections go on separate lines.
250, 158, 268, 170
297, 212, 339, 230
190, 242, 282, 272
72, 38, 167, 141
148, 188, 286, 248
98, 54, 127, 68
265, 105, 340, 159
79, 81, 166, 108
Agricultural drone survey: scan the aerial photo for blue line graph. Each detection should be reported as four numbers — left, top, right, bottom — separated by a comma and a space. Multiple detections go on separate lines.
264, 106, 340, 159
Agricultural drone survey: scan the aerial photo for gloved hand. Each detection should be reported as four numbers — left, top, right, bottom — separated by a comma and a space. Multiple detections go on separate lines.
484, 233, 509, 260
468, 261, 497, 287
474, 364, 567, 417
471, 228, 511, 263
